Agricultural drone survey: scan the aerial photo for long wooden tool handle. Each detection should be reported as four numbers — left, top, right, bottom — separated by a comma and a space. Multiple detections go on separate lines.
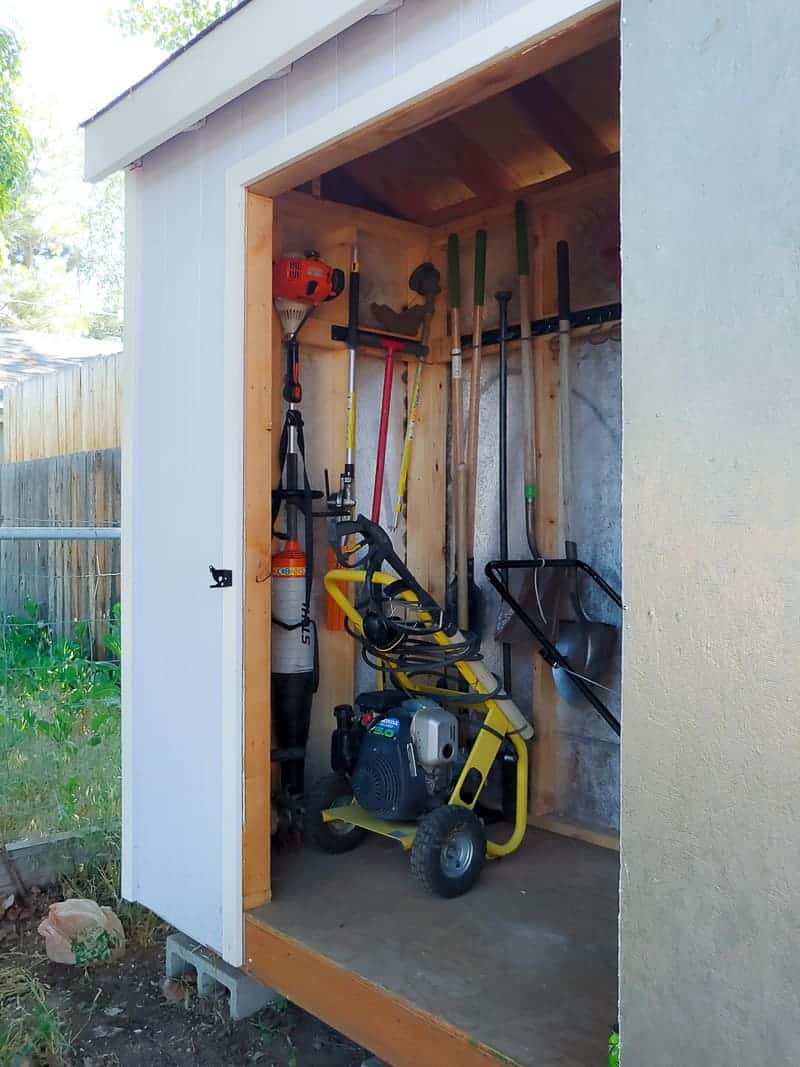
466, 229, 487, 556
389, 357, 424, 531
516, 202, 538, 556
557, 240, 573, 544
448, 233, 463, 467
448, 234, 468, 630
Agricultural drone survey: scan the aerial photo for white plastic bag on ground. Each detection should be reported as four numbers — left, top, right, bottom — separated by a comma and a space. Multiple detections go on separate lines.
37, 898, 125, 964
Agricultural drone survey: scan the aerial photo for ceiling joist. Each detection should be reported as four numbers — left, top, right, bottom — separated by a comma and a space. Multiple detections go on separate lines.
510, 76, 610, 170
343, 151, 425, 220
413, 119, 518, 202
419, 153, 619, 228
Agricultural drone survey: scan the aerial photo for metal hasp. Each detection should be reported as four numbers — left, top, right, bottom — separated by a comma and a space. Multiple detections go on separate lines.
485, 557, 622, 736
209, 565, 233, 588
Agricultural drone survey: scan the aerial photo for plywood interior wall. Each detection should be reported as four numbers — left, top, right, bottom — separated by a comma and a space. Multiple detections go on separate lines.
252, 173, 620, 853
429, 170, 621, 829
269, 193, 447, 798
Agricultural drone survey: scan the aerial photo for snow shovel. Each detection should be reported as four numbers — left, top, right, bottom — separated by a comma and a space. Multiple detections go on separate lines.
552, 240, 618, 705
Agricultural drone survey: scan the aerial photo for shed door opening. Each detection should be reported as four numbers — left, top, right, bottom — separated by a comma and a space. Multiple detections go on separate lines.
241, 18, 621, 1067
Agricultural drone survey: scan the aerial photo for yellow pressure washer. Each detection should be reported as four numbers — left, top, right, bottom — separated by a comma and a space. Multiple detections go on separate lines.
306, 516, 533, 898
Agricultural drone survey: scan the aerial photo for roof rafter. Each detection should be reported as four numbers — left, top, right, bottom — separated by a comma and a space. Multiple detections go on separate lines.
412, 118, 518, 202
510, 75, 610, 170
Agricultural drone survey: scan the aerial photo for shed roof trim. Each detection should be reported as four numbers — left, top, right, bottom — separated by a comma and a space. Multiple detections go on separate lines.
82, 0, 385, 182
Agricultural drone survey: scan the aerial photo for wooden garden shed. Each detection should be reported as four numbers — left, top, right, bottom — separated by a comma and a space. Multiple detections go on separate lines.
82, 2, 800, 1064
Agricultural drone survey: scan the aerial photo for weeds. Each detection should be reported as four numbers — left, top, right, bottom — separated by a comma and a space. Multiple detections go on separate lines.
0, 963, 71, 1066
60, 832, 170, 949
0, 600, 121, 842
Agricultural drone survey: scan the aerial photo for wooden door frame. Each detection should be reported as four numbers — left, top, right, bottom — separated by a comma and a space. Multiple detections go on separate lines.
233, 0, 620, 963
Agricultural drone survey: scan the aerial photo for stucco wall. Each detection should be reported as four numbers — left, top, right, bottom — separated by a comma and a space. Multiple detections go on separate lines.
620, 2, 800, 1063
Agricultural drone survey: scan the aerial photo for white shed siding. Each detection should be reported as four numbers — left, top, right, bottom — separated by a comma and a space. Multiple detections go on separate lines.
126, 0, 608, 959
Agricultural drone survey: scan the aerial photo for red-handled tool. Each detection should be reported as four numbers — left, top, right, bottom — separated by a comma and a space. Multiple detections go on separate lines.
371, 338, 404, 524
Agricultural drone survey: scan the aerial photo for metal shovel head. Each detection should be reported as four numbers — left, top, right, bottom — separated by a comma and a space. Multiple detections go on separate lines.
553, 617, 618, 708
495, 567, 565, 645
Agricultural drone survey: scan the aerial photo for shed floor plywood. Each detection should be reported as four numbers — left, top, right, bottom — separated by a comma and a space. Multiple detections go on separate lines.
248, 828, 618, 1066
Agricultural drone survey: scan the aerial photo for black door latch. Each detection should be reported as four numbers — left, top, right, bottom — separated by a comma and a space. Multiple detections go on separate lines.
209, 565, 233, 588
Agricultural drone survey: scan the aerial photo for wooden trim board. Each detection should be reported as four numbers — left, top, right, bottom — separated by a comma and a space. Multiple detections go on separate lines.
244, 914, 520, 1067
528, 814, 619, 852
242, 191, 274, 910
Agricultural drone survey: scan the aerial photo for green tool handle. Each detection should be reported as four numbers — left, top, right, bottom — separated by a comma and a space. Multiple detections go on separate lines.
515, 201, 530, 277
473, 229, 487, 307
447, 233, 461, 310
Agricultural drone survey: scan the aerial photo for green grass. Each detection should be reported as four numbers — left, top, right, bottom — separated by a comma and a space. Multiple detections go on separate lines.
0, 599, 122, 842
0, 964, 72, 1067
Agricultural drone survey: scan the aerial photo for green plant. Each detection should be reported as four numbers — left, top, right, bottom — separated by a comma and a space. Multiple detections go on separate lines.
0, 28, 31, 228
0, 599, 122, 840
61, 832, 170, 948
0, 964, 71, 1066
112, 0, 239, 52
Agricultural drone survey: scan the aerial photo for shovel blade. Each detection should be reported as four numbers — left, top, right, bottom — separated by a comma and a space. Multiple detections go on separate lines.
553, 620, 618, 708
495, 568, 565, 645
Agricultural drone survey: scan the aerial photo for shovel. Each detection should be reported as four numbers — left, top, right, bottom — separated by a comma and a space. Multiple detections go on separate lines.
553, 541, 618, 706
552, 241, 618, 705
495, 202, 564, 646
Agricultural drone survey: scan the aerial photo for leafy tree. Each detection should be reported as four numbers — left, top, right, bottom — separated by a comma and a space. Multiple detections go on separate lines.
78, 173, 125, 338
112, 0, 239, 52
1, 104, 123, 338
0, 27, 31, 227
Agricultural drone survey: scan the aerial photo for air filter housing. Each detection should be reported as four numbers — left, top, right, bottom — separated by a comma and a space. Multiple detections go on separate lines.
351, 709, 428, 821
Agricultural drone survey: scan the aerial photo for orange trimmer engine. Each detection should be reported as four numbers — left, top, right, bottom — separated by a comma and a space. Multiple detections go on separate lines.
273, 251, 345, 404
273, 251, 345, 305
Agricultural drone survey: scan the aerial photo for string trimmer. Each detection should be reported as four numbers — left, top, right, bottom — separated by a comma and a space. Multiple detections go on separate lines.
272, 250, 344, 796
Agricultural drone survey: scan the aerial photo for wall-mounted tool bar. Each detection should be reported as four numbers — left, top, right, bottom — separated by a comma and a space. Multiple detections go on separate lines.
460, 301, 621, 350
329, 325, 428, 359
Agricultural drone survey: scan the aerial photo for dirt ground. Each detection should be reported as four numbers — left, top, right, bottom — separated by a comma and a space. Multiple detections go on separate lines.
0, 893, 366, 1067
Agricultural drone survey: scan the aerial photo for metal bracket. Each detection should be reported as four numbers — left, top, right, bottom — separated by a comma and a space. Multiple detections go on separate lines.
209, 565, 232, 588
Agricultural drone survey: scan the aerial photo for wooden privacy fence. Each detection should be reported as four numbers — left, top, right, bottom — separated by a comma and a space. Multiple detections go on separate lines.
3, 353, 121, 463
0, 449, 121, 648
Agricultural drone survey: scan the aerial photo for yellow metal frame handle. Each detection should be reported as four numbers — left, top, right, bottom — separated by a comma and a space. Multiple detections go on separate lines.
323, 568, 529, 858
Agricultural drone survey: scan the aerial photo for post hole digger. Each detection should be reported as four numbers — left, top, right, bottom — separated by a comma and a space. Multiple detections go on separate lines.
307, 515, 533, 898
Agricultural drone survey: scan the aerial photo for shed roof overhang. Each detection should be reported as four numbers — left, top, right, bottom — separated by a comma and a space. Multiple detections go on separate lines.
81, 0, 384, 182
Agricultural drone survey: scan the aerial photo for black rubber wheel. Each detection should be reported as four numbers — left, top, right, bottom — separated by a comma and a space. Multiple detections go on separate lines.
410, 805, 486, 898
306, 773, 367, 854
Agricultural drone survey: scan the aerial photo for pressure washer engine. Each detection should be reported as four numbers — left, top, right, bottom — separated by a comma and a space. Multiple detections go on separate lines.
332, 694, 461, 820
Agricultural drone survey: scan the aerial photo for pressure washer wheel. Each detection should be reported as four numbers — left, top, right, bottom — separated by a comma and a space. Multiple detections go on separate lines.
410, 805, 486, 898
306, 773, 367, 854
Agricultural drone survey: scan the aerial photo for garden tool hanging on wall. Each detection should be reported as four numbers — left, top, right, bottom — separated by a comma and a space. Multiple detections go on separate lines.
272, 251, 344, 796
369, 261, 440, 528
379, 262, 441, 531
552, 240, 618, 706
445, 235, 481, 631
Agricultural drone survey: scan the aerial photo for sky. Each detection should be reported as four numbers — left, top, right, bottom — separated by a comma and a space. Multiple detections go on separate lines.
1, 1, 164, 328
4, 0, 162, 140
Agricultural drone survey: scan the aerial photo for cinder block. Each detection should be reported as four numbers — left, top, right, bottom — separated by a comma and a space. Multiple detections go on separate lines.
165, 931, 276, 1021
